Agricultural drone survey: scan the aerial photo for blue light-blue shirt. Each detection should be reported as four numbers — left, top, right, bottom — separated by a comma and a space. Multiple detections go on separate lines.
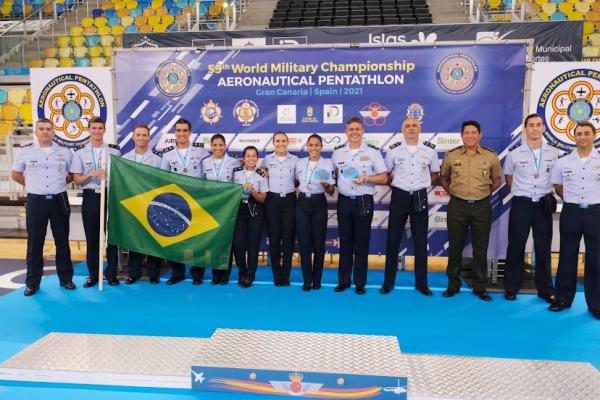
159, 143, 208, 178
233, 167, 269, 199
295, 156, 336, 195
121, 148, 162, 168
504, 141, 559, 199
552, 150, 600, 205
12, 142, 72, 195
259, 152, 298, 195
332, 142, 387, 196
70, 143, 121, 190
201, 154, 240, 182
385, 141, 439, 191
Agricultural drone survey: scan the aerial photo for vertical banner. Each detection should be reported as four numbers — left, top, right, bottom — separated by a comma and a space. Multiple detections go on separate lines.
30, 67, 115, 149
530, 62, 600, 152
115, 44, 527, 257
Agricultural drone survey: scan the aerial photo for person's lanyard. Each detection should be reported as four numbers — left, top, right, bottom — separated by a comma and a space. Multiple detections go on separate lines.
212, 155, 228, 180
305, 158, 317, 188
91, 146, 103, 170
531, 146, 542, 178
135, 150, 146, 164
176, 146, 191, 172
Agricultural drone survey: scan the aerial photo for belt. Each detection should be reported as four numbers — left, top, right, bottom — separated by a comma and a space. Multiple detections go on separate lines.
513, 195, 550, 203
299, 192, 325, 199
451, 195, 490, 204
565, 202, 600, 209
27, 192, 66, 200
269, 191, 295, 198
393, 187, 427, 196
83, 188, 101, 194
340, 194, 372, 201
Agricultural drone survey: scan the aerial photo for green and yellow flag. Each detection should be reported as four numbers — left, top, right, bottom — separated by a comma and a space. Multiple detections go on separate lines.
107, 155, 243, 269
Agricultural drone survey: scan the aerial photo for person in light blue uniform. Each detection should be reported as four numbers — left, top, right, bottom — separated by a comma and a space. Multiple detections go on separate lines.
11, 118, 75, 296
260, 131, 298, 286
159, 118, 208, 285
121, 124, 163, 285
233, 146, 269, 288
332, 117, 388, 295
503, 113, 559, 302
295, 134, 336, 291
71, 117, 121, 288
550, 121, 600, 320
381, 117, 439, 296
201, 133, 241, 285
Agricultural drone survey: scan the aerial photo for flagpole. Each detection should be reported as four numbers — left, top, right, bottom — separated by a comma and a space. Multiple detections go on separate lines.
98, 149, 107, 291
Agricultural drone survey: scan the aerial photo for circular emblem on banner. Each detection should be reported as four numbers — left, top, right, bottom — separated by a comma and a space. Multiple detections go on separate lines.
406, 103, 425, 122
233, 99, 259, 126
436, 53, 479, 95
201, 99, 222, 125
358, 102, 391, 126
147, 192, 191, 237
342, 167, 359, 180
537, 69, 600, 151
155, 59, 191, 97
313, 168, 330, 181
37, 74, 107, 149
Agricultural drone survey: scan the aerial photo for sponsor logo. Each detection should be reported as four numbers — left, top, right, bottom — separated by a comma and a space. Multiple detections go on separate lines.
301, 106, 318, 123
155, 59, 191, 97
359, 102, 391, 126
323, 104, 343, 124
233, 99, 259, 126
200, 99, 222, 125
406, 103, 425, 122
277, 104, 296, 124
436, 53, 479, 95
231, 38, 267, 47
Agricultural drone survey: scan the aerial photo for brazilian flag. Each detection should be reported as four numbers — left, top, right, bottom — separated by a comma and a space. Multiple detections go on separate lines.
107, 155, 243, 269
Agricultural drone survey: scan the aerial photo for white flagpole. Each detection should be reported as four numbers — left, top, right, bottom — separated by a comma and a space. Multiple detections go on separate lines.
98, 148, 107, 291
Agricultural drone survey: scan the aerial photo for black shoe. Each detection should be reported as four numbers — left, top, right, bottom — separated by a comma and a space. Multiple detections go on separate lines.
474, 290, 492, 302
149, 277, 159, 284
302, 284, 311, 292
166, 277, 183, 285
240, 279, 252, 288
442, 288, 459, 298
334, 284, 349, 292
83, 278, 98, 288
592, 310, 600, 320
274, 280, 283, 287
538, 293, 556, 304
418, 287, 433, 297
192, 278, 203, 285
60, 281, 76, 290
312, 282, 321, 290
549, 300, 571, 312
107, 277, 120, 286
24, 286, 38, 296
219, 279, 229, 285
355, 286, 366, 295
282, 280, 290, 287
211, 279, 219, 285
125, 277, 138, 285
379, 286, 391, 294
504, 292, 517, 301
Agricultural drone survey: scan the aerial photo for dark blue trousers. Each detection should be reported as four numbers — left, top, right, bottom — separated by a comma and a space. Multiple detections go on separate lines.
82, 190, 118, 280
128, 251, 161, 280
265, 192, 295, 283
296, 193, 328, 286
233, 202, 264, 282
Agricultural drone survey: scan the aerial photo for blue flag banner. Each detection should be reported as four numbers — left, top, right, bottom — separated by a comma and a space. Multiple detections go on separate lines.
115, 43, 527, 257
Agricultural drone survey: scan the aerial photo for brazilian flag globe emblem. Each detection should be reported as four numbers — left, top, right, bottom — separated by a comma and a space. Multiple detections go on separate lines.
107, 156, 243, 269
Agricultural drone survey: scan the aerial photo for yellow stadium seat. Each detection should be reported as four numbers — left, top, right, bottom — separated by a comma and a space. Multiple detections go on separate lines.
126, 0, 138, 9
44, 47, 57, 58
98, 25, 111, 35
57, 36, 70, 48
1, 103, 19, 122
26, 88, 31, 103
88, 45, 103, 57
541, 3, 556, 14
19, 103, 33, 125
58, 47, 72, 58
72, 35, 85, 47
175, 14, 187, 25
7, 88, 26, 105
148, 15, 160, 25
583, 22, 594, 35
182, 5, 195, 15
0, 121, 13, 136
103, 46, 113, 57
73, 46, 88, 58
558, 2, 573, 13
29, 59, 43, 68
114, 1, 125, 10
44, 58, 59, 68
534, 0, 547, 5
95, 17, 108, 28
575, 1, 591, 13
70, 25, 83, 36
135, 15, 147, 26
111, 24, 125, 34
152, 24, 167, 32
151, 0, 163, 9
593, 2, 600, 13
117, 8, 129, 17
143, 7, 155, 16
83, 26, 98, 34
102, 2, 114, 10
583, 46, 600, 58
101, 34, 114, 46
91, 57, 107, 67
161, 14, 174, 25
590, 33, 600, 46
105, 55, 112, 66
156, 6, 168, 16
139, 24, 152, 32
82, 17, 94, 28
59, 57, 75, 67
113, 34, 123, 47
567, 10, 584, 20
121, 16, 134, 26
538, 11, 550, 20
488, 0, 502, 11
587, 10, 600, 21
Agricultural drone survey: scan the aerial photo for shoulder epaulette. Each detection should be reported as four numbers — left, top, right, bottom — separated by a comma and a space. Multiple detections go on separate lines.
367, 143, 379, 150
19, 142, 33, 148
389, 141, 402, 149
108, 143, 120, 149
163, 145, 175, 153
334, 144, 345, 150
508, 142, 521, 152
256, 168, 267, 177
233, 166, 244, 172
480, 145, 497, 154
201, 154, 212, 161
558, 152, 571, 159
423, 141, 435, 149
151, 147, 162, 156
192, 142, 204, 148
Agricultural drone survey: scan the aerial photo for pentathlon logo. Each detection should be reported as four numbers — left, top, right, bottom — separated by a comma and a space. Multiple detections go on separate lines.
155, 59, 191, 97
233, 99, 259, 126
359, 102, 391, 126
406, 103, 425, 122
436, 53, 479, 95
37, 73, 107, 149
201, 99, 222, 125
536, 68, 600, 151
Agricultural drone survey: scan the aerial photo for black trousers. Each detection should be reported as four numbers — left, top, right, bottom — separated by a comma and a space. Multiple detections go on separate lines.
82, 190, 118, 280
296, 193, 328, 286
212, 253, 233, 283
128, 251, 161, 280
25, 193, 73, 288
504, 196, 554, 297
555, 203, 600, 312
265, 192, 295, 283
446, 196, 492, 292
169, 262, 204, 281
233, 202, 264, 282
383, 188, 429, 290
337, 194, 374, 288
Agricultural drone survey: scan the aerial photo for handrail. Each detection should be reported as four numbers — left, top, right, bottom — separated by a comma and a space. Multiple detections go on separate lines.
0, 0, 66, 37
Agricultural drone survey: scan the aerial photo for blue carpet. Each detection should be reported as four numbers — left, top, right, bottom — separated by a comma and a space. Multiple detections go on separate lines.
0, 263, 598, 399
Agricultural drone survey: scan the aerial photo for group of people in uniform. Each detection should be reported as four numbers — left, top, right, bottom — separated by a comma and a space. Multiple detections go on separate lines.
10, 113, 600, 320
